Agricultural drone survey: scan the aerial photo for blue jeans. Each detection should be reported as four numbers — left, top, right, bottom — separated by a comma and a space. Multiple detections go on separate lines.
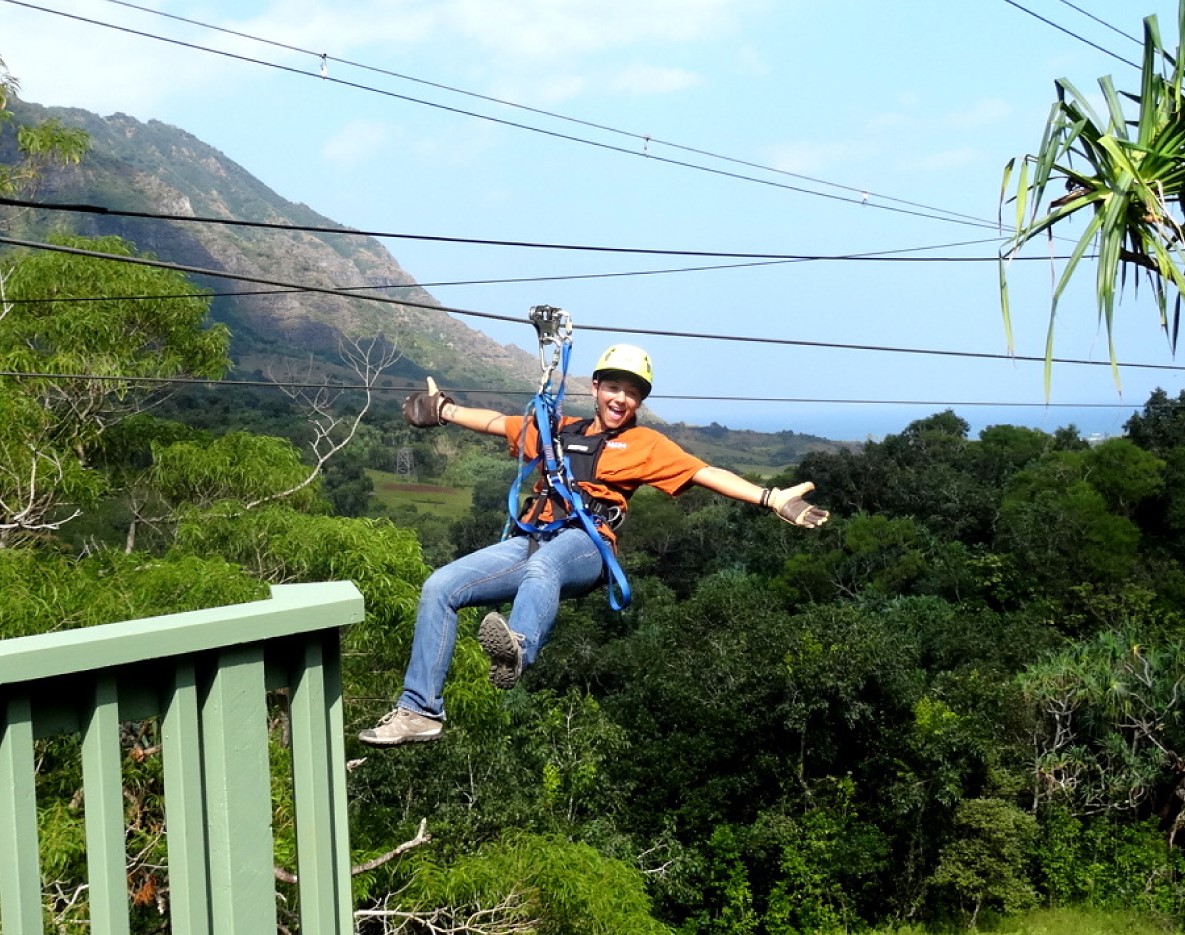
398, 527, 605, 719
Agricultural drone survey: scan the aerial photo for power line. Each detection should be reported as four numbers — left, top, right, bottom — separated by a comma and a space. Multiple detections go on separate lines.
3, 0, 1004, 232
0, 368, 1150, 412
0, 236, 1009, 307
1000, 0, 1140, 69
1052, 0, 1142, 46
2, 232, 1182, 375
90, 0, 997, 230
0, 195, 1011, 259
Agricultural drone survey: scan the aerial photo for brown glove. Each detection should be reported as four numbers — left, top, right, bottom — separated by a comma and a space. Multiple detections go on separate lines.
765, 482, 829, 528
403, 377, 454, 427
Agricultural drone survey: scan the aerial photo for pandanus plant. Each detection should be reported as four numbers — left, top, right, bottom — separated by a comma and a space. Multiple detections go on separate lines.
1000, 2, 1185, 394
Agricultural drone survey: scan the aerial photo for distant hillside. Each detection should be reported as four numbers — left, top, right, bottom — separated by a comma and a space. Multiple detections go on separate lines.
2, 99, 548, 407
662, 422, 853, 474
0, 98, 851, 466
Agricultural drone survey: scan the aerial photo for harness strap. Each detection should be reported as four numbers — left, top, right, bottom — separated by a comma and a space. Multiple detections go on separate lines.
504, 309, 633, 610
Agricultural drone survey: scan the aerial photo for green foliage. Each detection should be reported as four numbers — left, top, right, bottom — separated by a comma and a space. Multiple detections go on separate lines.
0, 234, 231, 543
443, 449, 517, 489
1083, 439, 1166, 515
876, 906, 1179, 934
763, 783, 890, 935
519, 690, 629, 823
996, 450, 1145, 594
1020, 629, 1185, 830
0, 56, 89, 195
152, 430, 324, 511
928, 798, 1038, 927
799, 413, 1060, 546
676, 826, 760, 935
671, 783, 889, 935
1, 234, 229, 383
392, 832, 673, 934
321, 445, 374, 517
968, 424, 1057, 487
1000, 3, 1185, 389
0, 546, 265, 638
1034, 807, 1185, 921
1127, 389, 1185, 456
771, 513, 939, 602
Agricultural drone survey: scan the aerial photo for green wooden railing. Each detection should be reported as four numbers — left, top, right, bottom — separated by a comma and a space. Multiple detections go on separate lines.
0, 581, 365, 935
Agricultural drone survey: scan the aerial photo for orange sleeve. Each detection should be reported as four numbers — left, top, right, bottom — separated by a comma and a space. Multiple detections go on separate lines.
503, 414, 529, 459
586, 427, 707, 499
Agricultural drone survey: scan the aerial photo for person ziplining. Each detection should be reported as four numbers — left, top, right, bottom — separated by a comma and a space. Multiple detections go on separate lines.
359, 306, 830, 748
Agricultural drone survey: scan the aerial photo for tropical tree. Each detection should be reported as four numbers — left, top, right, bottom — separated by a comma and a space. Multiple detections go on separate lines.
1019, 630, 1185, 839
1000, 3, 1185, 389
994, 446, 1150, 597
1126, 387, 1185, 455
0, 54, 89, 199
0, 235, 230, 544
928, 798, 1037, 928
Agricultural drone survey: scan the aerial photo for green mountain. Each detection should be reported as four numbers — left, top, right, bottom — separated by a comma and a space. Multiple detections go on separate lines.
1, 98, 848, 467
3, 99, 545, 401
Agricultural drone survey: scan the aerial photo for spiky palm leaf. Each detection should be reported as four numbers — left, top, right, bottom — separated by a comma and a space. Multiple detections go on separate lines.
1000, 3, 1185, 395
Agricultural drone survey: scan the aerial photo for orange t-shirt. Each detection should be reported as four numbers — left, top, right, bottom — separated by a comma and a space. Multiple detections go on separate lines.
503, 415, 708, 545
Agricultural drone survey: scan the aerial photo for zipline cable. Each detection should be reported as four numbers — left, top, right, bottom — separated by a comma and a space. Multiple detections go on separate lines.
1, 0, 1004, 231
0, 196, 1010, 260
2, 233, 1184, 374
0, 237, 1009, 308
85, 0, 997, 228
999, 0, 1140, 68
1052, 0, 1142, 46
0, 367, 1162, 412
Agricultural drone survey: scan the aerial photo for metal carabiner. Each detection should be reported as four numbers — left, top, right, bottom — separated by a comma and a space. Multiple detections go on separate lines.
529, 305, 571, 345
529, 305, 573, 391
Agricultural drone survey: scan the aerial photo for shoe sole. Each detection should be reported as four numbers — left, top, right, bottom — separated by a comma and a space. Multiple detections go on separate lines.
356, 729, 441, 748
478, 612, 522, 690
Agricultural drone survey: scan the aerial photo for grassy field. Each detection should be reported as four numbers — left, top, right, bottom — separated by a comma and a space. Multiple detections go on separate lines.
366, 470, 472, 521
878, 907, 1180, 934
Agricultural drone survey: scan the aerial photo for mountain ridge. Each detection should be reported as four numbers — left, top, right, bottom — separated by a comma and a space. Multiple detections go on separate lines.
1, 98, 851, 466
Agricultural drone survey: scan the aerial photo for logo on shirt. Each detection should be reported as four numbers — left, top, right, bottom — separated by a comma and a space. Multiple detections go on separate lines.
606, 440, 627, 450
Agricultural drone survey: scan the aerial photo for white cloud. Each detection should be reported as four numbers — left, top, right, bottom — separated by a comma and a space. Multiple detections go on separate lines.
1, 1, 213, 116
610, 64, 702, 96
764, 140, 871, 176
444, 0, 758, 60
232, 0, 437, 56
946, 98, 1012, 129
911, 147, 981, 171
2, 0, 440, 117
321, 119, 393, 165
2, 0, 765, 126
869, 96, 1013, 134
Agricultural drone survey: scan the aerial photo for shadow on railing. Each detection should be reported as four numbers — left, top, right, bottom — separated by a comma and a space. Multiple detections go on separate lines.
0, 580, 365, 935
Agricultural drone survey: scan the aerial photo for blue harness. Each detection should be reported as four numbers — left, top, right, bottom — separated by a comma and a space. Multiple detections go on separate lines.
505, 309, 632, 610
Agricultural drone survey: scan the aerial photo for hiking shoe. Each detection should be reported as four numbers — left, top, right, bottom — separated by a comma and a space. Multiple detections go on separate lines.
477, 612, 524, 690
357, 707, 443, 747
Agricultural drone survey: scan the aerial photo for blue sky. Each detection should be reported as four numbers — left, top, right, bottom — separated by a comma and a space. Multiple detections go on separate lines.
4, 0, 1185, 441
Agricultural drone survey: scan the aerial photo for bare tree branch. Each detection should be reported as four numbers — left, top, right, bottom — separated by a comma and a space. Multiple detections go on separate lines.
354, 888, 536, 935
275, 816, 431, 885
352, 817, 431, 875
249, 334, 400, 510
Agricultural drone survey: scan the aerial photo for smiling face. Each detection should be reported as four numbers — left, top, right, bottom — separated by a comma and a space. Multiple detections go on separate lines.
591, 372, 645, 432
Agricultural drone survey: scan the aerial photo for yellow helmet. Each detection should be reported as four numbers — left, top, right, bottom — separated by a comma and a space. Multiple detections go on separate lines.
593, 344, 653, 398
